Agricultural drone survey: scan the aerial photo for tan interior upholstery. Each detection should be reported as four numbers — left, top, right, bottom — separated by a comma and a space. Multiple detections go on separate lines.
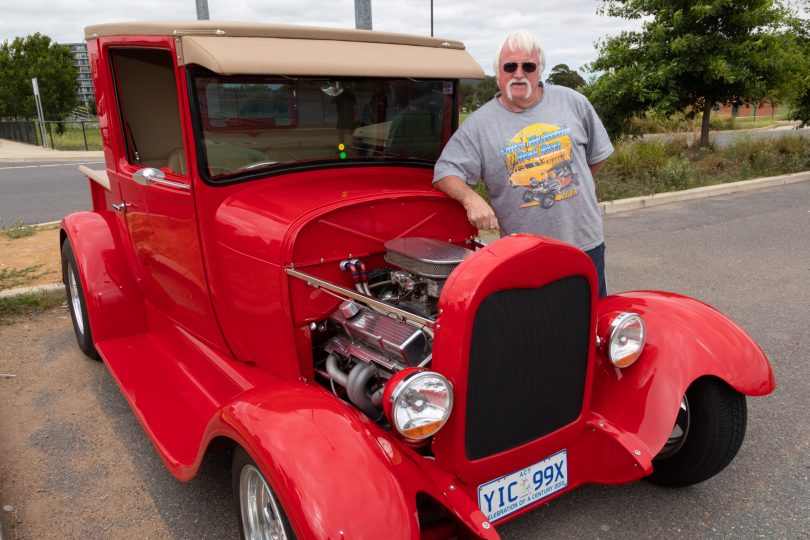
166, 147, 187, 175
114, 50, 185, 170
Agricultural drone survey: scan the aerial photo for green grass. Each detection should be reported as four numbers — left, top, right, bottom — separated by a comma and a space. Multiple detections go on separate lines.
0, 220, 36, 239
34, 122, 102, 151
0, 290, 65, 324
0, 265, 64, 323
629, 110, 789, 135
0, 265, 47, 291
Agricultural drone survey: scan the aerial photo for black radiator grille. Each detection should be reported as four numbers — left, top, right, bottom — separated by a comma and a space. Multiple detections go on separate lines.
465, 276, 591, 460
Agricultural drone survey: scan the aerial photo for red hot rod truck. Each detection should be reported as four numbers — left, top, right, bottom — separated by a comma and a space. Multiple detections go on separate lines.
63, 21, 775, 539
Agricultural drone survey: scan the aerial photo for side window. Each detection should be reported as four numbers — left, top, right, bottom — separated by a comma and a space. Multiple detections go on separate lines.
111, 49, 187, 175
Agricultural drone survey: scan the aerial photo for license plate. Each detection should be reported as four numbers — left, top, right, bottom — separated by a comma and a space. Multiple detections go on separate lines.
477, 450, 568, 522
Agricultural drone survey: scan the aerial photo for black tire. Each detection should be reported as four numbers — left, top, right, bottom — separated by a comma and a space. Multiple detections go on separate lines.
647, 378, 747, 487
541, 193, 555, 209
61, 240, 99, 360
232, 447, 297, 540
522, 190, 536, 203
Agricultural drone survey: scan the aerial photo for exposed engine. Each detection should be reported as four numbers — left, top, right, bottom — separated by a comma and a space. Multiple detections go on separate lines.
307, 237, 474, 423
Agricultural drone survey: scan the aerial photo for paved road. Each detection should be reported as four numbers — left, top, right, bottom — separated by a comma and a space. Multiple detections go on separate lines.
1, 182, 808, 539
0, 161, 100, 225
710, 126, 810, 148
501, 181, 810, 539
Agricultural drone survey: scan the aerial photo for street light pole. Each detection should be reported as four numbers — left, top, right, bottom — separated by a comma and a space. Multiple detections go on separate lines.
31, 78, 48, 148
196, 0, 209, 20
355, 0, 372, 30
431, 0, 434, 37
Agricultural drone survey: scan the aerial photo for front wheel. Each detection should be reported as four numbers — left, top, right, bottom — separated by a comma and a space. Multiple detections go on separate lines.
647, 377, 747, 487
232, 447, 297, 540
61, 240, 99, 359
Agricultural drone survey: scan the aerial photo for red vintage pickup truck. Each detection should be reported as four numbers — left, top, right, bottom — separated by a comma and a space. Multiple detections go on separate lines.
63, 21, 774, 539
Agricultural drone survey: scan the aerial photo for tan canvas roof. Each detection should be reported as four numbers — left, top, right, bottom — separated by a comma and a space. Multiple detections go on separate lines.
84, 21, 485, 79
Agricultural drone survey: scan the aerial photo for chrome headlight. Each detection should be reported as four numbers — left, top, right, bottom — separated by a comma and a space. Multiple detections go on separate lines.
385, 370, 453, 440
605, 312, 646, 368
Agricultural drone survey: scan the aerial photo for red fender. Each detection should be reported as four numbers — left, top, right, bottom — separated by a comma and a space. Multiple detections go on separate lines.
61, 211, 146, 342
212, 382, 498, 540
590, 291, 775, 460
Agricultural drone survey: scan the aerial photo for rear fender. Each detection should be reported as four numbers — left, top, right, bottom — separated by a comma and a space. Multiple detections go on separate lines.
61, 212, 146, 342
214, 382, 496, 539
590, 291, 775, 461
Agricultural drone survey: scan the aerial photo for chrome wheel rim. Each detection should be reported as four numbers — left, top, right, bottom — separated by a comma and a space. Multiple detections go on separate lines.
67, 265, 84, 335
657, 395, 690, 460
240, 464, 288, 540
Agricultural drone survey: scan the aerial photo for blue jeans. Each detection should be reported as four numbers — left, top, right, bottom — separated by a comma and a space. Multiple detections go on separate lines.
585, 243, 607, 298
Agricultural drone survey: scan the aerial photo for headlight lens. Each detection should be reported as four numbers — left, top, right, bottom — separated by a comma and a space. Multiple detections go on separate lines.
387, 370, 453, 440
607, 312, 646, 368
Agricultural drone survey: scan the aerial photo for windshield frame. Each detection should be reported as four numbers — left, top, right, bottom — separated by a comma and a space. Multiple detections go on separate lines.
186, 69, 459, 185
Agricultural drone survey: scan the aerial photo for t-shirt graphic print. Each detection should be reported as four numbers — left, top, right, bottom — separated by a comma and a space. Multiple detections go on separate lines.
500, 123, 580, 209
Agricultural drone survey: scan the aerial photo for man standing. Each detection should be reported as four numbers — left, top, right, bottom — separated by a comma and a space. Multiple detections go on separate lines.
433, 31, 613, 296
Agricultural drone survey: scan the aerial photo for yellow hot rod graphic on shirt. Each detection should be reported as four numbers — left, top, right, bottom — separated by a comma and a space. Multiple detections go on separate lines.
502, 124, 579, 209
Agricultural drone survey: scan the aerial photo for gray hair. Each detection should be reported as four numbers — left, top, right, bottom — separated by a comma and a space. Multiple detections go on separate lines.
493, 31, 546, 75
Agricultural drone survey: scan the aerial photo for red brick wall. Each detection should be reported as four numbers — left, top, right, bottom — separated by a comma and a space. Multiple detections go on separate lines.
715, 100, 778, 117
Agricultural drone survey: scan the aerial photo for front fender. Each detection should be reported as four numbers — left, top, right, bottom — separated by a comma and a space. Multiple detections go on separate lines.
61, 211, 146, 342
214, 382, 497, 540
590, 291, 775, 460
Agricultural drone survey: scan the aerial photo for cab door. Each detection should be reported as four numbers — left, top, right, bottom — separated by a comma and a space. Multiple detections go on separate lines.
106, 42, 228, 352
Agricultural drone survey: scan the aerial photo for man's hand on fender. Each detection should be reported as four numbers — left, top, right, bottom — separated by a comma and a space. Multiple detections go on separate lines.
464, 195, 499, 231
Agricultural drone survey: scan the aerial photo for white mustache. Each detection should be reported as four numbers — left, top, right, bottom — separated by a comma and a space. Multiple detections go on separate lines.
506, 78, 532, 101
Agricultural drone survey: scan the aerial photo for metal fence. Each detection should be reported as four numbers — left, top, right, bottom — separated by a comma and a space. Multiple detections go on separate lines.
0, 120, 101, 151
0, 121, 39, 145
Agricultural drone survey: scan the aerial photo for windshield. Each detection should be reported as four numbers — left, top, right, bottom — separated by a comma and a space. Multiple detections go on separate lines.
191, 74, 457, 180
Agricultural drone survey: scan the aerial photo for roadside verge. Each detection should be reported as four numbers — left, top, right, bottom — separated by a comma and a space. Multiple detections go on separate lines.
1, 170, 809, 303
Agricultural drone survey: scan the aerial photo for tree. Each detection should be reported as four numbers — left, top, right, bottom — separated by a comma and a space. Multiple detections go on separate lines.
473, 76, 499, 107
588, 0, 803, 147
459, 81, 477, 112
787, 5, 810, 127
545, 64, 586, 90
0, 33, 78, 121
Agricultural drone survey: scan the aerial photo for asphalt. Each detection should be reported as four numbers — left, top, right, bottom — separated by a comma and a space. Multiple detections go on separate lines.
1, 136, 809, 300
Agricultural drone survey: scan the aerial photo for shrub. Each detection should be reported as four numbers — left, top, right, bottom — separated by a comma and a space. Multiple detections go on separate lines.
0, 220, 36, 239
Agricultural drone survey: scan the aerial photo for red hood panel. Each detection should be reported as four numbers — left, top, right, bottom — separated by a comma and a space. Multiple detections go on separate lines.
209, 166, 472, 264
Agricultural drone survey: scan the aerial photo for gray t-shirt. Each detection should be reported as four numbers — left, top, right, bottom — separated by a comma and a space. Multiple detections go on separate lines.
434, 84, 613, 251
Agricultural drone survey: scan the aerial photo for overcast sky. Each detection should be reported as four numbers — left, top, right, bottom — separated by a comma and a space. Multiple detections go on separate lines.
0, 0, 644, 77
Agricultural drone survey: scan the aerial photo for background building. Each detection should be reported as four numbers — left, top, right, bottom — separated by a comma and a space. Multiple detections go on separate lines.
63, 42, 94, 109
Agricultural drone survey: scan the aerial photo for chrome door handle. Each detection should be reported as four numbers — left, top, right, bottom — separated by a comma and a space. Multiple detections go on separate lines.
112, 201, 130, 213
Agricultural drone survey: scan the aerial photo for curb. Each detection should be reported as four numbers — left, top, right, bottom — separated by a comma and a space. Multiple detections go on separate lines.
1, 170, 809, 300
599, 171, 810, 215
0, 283, 65, 300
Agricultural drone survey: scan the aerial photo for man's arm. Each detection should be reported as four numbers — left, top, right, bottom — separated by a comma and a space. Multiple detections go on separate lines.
589, 159, 607, 177
433, 175, 499, 230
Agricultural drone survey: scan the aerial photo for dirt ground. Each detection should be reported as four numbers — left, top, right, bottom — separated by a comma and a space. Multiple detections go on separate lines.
0, 308, 172, 539
0, 227, 62, 288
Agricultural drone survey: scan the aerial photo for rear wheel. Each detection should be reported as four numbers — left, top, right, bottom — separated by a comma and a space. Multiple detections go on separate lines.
647, 378, 747, 487
61, 240, 99, 359
541, 193, 555, 209
232, 447, 297, 540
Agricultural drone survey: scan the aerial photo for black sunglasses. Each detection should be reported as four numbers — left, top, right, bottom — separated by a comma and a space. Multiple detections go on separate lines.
502, 62, 538, 74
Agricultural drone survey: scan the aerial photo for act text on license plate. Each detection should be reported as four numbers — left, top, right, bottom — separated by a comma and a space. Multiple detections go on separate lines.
477, 450, 568, 522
